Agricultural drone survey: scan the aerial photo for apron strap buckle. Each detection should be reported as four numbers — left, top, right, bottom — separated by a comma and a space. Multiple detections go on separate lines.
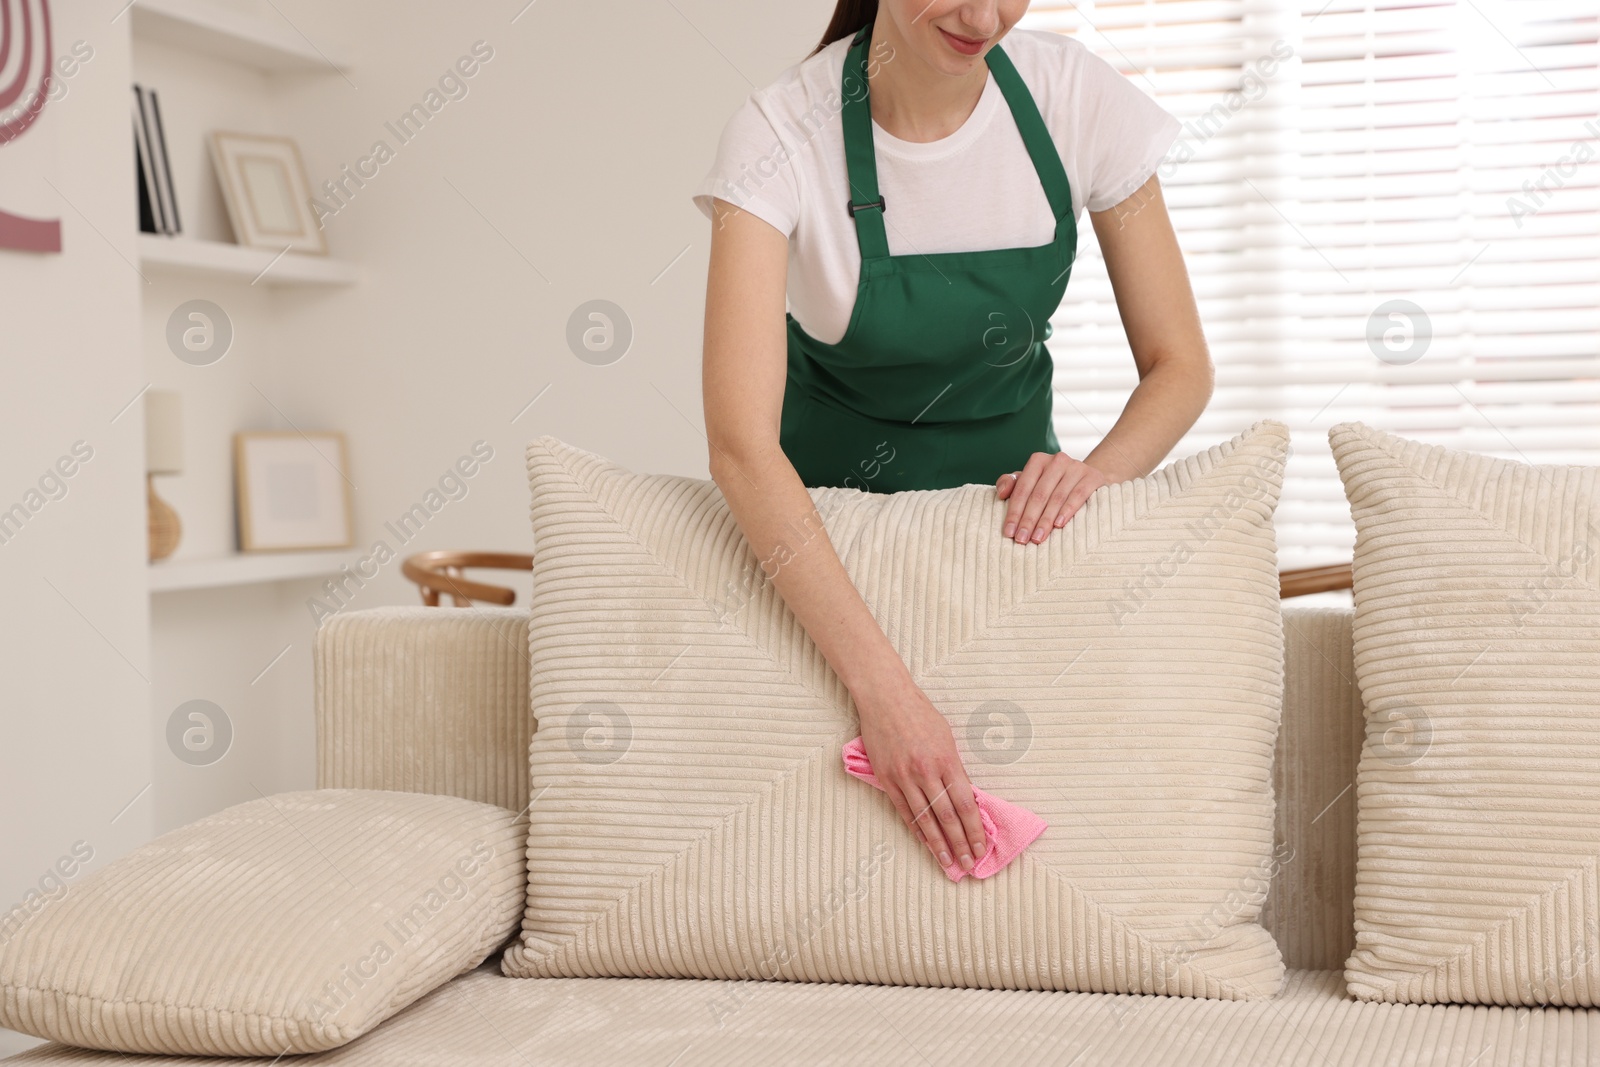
846, 196, 885, 218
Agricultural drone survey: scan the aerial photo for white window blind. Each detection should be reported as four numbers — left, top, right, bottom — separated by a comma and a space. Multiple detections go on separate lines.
1021, 0, 1600, 587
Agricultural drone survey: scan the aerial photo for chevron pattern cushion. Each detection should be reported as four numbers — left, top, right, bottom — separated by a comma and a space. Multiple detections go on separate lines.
502, 422, 1293, 998
1331, 422, 1600, 1006
0, 790, 529, 1055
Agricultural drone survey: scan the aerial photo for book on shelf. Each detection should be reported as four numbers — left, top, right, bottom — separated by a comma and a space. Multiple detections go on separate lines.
133, 84, 180, 236
134, 123, 158, 235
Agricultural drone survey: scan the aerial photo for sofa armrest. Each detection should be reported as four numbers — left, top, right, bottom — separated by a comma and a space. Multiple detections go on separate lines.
314, 606, 531, 810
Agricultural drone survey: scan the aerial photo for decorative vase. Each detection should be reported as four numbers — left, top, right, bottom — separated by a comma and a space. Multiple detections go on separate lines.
148, 473, 181, 562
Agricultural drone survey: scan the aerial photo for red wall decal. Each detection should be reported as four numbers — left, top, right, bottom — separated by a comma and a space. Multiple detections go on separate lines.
0, 0, 63, 254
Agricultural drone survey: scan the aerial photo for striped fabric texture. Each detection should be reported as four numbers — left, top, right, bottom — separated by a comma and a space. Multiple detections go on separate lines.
303, 597, 1361, 974
1331, 422, 1600, 1006
316, 606, 533, 811
501, 421, 1293, 998
10, 962, 1597, 1067
0, 790, 529, 1055
1261, 605, 1364, 973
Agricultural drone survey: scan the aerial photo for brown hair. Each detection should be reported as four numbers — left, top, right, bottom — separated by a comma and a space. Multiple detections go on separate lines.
811, 0, 878, 57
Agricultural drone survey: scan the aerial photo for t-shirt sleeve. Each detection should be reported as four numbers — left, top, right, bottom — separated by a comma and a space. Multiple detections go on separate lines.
1075, 50, 1183, 213
691, 94, 801, 239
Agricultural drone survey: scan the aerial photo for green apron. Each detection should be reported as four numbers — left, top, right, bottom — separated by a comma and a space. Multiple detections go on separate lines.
780, 24, 1078, 493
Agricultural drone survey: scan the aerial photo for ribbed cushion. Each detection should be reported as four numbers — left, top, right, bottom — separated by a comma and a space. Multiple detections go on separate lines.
9, 965, 1597, 1066
1331, 421, 1600, 1006
0, 790, 528, 1055
501, 421, 1292, 998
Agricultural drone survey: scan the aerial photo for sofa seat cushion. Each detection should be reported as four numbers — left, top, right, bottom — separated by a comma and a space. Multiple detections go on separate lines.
6, 964, 1595, 1066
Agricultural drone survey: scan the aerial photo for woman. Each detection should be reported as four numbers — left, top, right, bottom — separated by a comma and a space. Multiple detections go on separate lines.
695, 0, 1212, 877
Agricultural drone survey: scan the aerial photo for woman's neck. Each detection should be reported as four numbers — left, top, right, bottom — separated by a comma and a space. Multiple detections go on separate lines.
865, 15, 990, 143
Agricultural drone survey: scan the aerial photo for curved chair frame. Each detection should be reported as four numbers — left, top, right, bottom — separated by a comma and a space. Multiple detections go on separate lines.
402, 551, 1352, 607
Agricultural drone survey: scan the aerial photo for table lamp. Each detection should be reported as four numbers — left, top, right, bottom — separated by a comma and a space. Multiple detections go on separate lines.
145, 390, 183, 562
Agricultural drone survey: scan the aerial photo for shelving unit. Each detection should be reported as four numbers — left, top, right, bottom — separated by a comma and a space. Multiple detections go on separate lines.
131, 2, 362, 831
138, 235, 358, 287
130, 0, 356, 289
132, 0, 358, 598
149, 550, 352, 594
129, 0, 352, 74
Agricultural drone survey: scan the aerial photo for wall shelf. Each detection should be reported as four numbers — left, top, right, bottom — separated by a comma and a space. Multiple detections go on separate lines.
149, 550, 351, 593
129, 0, 352, 74
138, 236, 359, 287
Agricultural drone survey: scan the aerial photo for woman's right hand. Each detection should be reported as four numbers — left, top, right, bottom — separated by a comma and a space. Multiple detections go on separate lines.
855, 671, 988, 874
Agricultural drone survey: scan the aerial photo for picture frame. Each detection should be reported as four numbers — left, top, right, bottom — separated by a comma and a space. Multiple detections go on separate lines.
208, 131, 326, 255
233, 431, 354, 552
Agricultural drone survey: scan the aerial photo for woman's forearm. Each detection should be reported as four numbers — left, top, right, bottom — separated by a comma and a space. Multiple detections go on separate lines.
699, 201, 987, 873
710, 444, 913, 707
1081, 356, 1214, 484
1082, 174, 1217, 485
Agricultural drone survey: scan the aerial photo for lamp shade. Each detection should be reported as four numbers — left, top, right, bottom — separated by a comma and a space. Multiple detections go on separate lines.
145, 390, 184, 475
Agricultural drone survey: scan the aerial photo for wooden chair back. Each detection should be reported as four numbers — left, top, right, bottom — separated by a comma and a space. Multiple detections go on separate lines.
1278, 562, 1354, 599
402, 550, 1349, 607
401, 550, 534, 607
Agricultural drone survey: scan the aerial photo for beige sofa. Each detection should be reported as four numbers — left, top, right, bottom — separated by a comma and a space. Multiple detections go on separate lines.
8, 601, 1597, 1066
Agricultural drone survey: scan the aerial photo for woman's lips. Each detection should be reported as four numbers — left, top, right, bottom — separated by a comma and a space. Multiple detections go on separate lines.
938, 27, 985, 56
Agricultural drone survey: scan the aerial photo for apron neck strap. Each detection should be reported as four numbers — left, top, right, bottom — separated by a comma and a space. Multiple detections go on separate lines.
841, 27, 890, 260
984, 41, 1074, 224
839, 26, 1076, 261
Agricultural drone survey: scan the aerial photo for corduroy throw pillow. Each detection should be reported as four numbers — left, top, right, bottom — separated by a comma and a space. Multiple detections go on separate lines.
1330, 421, 1600, 1006
0, 790, 528, 1055
502, 421, 1292, 999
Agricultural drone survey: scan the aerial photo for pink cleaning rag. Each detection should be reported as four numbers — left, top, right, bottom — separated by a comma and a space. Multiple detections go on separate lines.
841, 736, 1046, 882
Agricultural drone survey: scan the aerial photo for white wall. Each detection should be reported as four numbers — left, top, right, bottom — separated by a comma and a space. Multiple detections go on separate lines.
0, 2, 150, 1058
1, 1, 828, 1056
262, 0, 833, 606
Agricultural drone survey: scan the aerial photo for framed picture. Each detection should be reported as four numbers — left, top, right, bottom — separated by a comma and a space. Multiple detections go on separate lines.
234, 431, 353, 552
208, 131, 326, 255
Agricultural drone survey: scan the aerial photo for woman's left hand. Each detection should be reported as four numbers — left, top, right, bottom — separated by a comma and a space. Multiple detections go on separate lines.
995, 452, 1111, 544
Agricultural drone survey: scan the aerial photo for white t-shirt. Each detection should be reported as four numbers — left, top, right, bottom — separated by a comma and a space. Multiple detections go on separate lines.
692, 28, 1183, 346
